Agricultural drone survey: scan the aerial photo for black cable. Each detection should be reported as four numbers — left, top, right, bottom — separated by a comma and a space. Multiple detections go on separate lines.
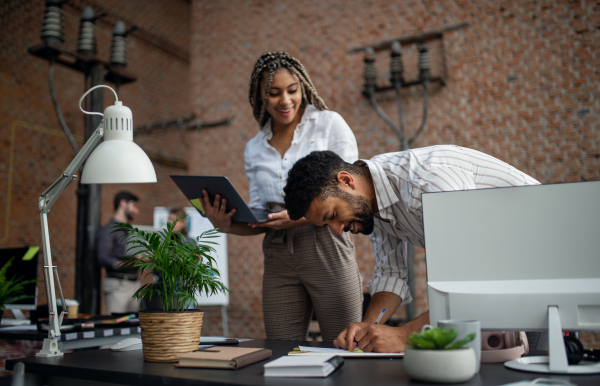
393, 83, 408, 150
409, 79, 429, 146
367, 91, 404, 148
49, 61, 79, 154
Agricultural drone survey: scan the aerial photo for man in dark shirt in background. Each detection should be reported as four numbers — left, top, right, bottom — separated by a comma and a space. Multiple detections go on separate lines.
96, 191, 141, 314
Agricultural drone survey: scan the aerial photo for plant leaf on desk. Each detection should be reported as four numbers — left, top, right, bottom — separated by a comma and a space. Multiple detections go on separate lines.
407, 327, 474, 350
111, 215, 229, 312
447, 332, 476, 350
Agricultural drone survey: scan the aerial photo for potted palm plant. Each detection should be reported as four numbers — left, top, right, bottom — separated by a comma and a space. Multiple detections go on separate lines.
404, 327, 477, 383
0, 257, 38, 324
114, 215, 228, 362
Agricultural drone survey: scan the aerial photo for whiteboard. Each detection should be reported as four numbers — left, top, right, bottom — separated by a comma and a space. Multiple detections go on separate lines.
153, 207, 229, 307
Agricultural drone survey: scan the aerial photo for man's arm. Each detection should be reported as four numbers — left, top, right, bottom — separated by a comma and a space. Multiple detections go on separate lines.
362, 291, 403, 324
354, 311, 430, 353
334, 228, 413, 351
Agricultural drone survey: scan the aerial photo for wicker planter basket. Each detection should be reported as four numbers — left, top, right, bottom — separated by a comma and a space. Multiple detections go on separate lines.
139, 309, 204, 362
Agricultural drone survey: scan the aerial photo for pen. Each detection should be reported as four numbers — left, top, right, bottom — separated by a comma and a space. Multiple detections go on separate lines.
374, 308, 386, 324
349, 308, 387, 352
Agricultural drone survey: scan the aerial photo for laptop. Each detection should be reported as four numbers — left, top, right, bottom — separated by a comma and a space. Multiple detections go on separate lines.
170, 175, 272, 223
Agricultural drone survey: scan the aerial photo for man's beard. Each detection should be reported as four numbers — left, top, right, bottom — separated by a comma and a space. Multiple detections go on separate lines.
125, 209, 134, 221
336, 189, 375, 235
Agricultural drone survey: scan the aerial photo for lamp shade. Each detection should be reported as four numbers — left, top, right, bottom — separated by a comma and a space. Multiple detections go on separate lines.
81, 140, 157, 184
81, 101, 157, 184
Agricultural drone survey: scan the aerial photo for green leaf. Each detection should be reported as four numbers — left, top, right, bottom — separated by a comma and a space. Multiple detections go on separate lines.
111, 216, 228, 312
406, 327, 473, 350
406, 333, 436, 349
0, 257, 39, 309
447, 332, 476, 350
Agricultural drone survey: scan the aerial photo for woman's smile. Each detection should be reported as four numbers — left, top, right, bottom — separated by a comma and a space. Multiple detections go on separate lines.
262, 68, 304, 129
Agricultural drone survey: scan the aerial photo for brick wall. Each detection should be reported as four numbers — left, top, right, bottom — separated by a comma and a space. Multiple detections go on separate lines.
190, 0, 599, 345
1, 0, 598, 350
0, 0, 198, 322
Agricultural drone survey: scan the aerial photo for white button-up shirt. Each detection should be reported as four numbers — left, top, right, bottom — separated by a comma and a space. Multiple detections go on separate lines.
360, 145, 541, 304
245, 105, 358, 209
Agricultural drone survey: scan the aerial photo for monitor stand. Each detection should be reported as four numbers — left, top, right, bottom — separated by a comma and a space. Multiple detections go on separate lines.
10, 309, 26, 320
0, 310, 31, 326
505, 306, 600, 374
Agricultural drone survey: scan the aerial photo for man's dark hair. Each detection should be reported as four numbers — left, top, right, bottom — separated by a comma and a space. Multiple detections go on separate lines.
284, 151, 364, 220
113, 191, 139, 211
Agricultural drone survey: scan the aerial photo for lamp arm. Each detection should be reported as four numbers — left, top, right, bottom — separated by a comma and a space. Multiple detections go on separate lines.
37, 121, 104, 352
40, 122, 104, 212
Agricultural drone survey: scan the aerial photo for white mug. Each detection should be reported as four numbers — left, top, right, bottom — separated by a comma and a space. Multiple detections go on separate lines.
437, 320, 481, 373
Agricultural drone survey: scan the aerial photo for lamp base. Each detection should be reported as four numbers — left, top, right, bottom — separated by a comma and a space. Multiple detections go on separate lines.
36, 338, 63, 357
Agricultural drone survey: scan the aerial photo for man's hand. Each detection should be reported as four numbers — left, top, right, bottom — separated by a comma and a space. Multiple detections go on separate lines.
354, 324, 409, 353
249, 210, 309, 230
333, 322, 369, 351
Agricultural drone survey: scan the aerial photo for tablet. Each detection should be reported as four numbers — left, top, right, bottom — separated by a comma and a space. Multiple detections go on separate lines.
170, 175, 272, 223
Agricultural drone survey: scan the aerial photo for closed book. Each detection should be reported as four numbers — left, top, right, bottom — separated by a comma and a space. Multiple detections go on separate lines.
263, 354, 344, 377
175, 347, 272, 369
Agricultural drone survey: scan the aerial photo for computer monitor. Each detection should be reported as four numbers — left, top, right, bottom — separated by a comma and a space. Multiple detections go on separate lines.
0, 246, 40, 319
422, 181, 600, 374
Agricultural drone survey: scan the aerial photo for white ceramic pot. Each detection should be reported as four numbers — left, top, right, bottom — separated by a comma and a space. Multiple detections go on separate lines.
404, 347, 477, 383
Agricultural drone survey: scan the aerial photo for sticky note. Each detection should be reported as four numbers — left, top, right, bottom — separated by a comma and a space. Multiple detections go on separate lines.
22, 246, 40, 261
190, 198, 204, 215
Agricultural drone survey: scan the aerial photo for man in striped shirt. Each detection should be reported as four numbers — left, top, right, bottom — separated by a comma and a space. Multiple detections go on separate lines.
284, 145, 540, 352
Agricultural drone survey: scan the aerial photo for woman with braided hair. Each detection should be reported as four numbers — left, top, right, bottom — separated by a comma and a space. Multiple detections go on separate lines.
200, 51, 362, 341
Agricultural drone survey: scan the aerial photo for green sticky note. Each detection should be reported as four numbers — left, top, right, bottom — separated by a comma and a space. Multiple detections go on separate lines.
23, 246, 40, 261
190, 198, 204, 215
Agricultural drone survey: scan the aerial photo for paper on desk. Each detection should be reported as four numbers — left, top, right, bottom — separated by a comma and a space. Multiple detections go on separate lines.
298, 346, 361, 353
291, 346, 404, 358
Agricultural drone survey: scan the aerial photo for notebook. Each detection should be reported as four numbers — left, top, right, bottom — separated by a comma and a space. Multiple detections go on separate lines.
264, 354, 344, 377
170, 175, 272, 223
175, 347, 272, 369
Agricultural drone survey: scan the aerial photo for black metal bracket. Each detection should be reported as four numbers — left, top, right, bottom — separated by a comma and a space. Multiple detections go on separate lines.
133, 115, 233, 136
28, 42, 137, 85
362, 77, 445, 97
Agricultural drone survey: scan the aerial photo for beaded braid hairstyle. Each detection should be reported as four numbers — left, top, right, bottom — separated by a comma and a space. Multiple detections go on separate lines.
249, 51, 328, 128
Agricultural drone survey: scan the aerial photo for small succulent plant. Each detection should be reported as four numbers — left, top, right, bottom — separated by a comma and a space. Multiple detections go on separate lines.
407, 327, 476, 350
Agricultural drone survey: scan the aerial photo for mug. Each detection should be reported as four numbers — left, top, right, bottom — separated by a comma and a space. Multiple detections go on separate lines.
437, 320, 481, 373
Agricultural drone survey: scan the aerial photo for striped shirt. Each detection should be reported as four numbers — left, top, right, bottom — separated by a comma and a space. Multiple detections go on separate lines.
358, 145, 541, 304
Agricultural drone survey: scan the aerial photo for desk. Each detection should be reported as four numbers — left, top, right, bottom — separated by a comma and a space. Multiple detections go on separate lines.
0, 325, 141, 350
7, 339, 600, 386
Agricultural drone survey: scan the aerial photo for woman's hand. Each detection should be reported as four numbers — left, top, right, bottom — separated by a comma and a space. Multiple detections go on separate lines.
200, 190, 236, 233
249, 210, 309, 230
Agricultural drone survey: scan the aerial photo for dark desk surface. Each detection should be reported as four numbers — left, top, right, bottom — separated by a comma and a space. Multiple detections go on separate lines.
7, 339, 600, 386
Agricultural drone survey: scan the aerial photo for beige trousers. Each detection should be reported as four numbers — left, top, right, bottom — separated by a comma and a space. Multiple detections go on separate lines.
262, 207, 363, 342
103, 277, 141, 314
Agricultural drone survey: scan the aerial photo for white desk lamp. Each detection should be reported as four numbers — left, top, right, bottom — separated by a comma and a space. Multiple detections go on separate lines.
37, 85, 157, 357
